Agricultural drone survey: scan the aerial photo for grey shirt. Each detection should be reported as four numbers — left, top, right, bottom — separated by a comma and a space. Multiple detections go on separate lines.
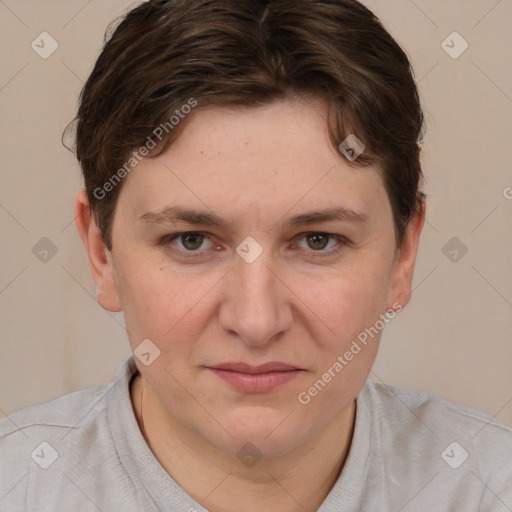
1, 356, 511, 511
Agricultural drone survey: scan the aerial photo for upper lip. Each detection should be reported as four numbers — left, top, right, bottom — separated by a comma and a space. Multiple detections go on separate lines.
208, 362, 301, 374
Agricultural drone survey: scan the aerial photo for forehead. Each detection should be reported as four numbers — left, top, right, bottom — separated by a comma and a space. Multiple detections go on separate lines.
117, 98, 390, 228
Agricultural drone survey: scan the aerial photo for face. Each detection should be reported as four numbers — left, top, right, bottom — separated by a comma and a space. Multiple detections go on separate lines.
81, 96, 423, 458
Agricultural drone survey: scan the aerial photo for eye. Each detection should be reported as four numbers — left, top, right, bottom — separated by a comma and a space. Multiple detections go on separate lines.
294, 232, 349, 256
158, 231, 349, 259
159, 231, 217, 256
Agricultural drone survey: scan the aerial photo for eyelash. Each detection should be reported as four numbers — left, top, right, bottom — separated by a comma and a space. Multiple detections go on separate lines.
158, 231, 350, 259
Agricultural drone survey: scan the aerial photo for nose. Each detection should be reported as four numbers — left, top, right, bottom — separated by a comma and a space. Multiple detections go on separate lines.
218, 245, 293, 347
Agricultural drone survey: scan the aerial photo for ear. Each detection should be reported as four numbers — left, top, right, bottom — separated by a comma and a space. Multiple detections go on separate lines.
74, 188, 122, 312
386, 198, 426, 311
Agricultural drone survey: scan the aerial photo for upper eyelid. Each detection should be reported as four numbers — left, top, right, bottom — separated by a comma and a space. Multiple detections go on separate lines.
163, 231, 348, 251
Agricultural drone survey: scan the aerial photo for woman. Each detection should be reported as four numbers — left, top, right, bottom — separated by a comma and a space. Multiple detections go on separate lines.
1, 1, 511, 510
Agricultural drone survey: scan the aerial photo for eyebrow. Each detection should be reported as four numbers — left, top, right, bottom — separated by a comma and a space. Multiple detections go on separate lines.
137, 206, 368, 231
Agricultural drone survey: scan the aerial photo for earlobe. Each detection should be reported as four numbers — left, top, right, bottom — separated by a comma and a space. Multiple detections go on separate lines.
386, 199, 426, 311
73, 188, 123, 312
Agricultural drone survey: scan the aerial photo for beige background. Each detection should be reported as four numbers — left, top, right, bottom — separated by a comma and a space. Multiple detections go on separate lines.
0, 0, 511, 426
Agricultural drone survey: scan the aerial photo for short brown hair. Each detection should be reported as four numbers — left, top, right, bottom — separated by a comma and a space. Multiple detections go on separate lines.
68, 0, 425, 251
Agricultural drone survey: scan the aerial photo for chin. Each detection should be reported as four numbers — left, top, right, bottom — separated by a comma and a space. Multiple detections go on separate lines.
215, 407, 308, 456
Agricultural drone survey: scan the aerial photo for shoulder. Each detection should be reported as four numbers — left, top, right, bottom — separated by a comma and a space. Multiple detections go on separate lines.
362, 381, 512, 505
0, 382, 114, 484
0, 358, 139, 509
0, 356, 135, 442
0, 383, 111, 507
0, 382, 111, 441
367, 380, 512, 443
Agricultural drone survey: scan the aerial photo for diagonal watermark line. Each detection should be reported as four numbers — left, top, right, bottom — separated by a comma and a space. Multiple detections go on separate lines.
407, 0, 439, 28
267, 266, 336, 336
472, 61, 512, 104
470, 470, 512, 512
60, 377, 125, 440
264, 409, 296, 439
294, 91, 328, 124
163, 163, 220, 217
264, 470, 309, 512
61, 61, 84, 84
472, 396, 512, 439
163, 269, 232, 337
370, 370, 440, 439
62, 472, 105, 511
61, 0, 94, 29
471, 265, 512, 309
425, 218, 439, 234
472, 0, 502, 29
0, 62, 29, 93
267, 165, 336, 234
0, 203, 29, 233
470, 204, 499, 233
412, 265, 438, 293
0, 406, 30, 439
200, 471, 233, 503
60, 265, 129, 333
419, 62, 439, 84
0, 266, 28, 298
60, 265, 95, 301
0, 0, 29, 28
60, 213, 79, 233
160, 364, 234, 439
398, 472, 439, 511
0, 471, 28, 504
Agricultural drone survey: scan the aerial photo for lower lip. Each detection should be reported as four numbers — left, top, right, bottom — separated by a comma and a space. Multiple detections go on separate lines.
207, 368, 302, 392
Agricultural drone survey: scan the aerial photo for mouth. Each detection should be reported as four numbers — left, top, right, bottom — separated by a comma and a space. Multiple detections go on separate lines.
205, 362, 305, 393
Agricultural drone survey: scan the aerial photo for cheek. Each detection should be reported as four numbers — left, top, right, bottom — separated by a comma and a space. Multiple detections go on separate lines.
115, 225, 395, 353
307, 261, 393, 351
114, 253, 219, 353
296, 268, 392, 418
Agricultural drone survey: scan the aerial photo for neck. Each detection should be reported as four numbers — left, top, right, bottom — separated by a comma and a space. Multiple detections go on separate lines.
130, 373, 355, 512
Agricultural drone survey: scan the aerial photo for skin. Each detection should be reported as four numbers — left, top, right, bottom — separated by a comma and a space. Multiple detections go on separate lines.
75, 96, 425, 512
